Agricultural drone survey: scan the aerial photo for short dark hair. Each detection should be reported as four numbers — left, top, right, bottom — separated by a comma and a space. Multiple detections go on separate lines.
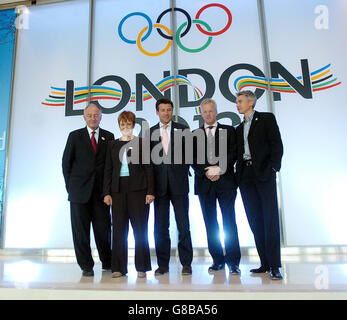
155, 98, 173, 111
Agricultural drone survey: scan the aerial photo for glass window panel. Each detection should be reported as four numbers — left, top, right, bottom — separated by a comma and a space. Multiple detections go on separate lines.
175, 0, 265, 247
92, 0, 173, 248
4, 0, 90, 248
264, 0, 347, 245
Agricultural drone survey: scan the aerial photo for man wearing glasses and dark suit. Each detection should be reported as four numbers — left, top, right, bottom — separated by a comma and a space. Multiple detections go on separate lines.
62, 103, 114, 277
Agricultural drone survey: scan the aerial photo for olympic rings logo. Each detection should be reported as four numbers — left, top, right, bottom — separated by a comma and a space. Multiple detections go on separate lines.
118, 3, 232, 57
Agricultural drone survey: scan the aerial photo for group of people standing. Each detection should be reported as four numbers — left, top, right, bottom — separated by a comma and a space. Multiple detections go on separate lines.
62, 90, 284, 281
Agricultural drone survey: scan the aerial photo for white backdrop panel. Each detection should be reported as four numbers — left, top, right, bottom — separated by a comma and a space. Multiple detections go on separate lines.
265, 0, 347, 245
4, 0, 90, 248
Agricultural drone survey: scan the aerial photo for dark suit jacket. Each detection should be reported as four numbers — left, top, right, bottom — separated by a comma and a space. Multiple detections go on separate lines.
103, 137, 154, 195
62, 127, 114, 203
149, 121, 190, 197
192, 123, 237, 195
235, 111, 283, 182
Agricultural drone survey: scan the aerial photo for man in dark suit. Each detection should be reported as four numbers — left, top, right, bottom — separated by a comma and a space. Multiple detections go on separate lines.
235, 90, 284, 280
150, 98, 193, 276
62, 103, 114, 277
192, 98, 241, 275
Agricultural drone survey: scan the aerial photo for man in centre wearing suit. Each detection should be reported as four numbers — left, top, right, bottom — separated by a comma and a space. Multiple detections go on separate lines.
235, 90, 284, 280
192, 98, 241, 275
150, 98, 193, 276
62, 103, 114, 277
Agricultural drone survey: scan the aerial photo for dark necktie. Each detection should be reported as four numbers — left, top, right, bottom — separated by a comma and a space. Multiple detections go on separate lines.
91, 131, 97, 153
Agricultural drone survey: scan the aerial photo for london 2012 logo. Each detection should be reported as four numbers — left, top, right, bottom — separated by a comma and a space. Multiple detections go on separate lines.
117, 3, 232, 56
41, 3, 342, 116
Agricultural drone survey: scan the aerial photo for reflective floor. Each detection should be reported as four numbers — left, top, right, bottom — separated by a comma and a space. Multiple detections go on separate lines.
0, 253, 347, 299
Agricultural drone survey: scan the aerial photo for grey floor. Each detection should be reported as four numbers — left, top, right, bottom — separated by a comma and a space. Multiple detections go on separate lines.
0, 252, 347, 300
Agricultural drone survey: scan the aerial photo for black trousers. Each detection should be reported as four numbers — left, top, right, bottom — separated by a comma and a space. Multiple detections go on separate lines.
154, 190, 193, 268
198, 185, 241, 266
239, 165, 281, 268
70, 190, 112, 271
111, 177, 151, 274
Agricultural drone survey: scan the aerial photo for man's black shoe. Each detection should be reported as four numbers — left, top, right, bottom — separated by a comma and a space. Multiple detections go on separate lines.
155, 267, 169, 275
82, 270, 94, 277
250, 266, 270, 273
182, 265, 192, 275
228, 264, 241, 275
270, 267, 283, 280
102, 265, 112, 271
208, 263, 225, 272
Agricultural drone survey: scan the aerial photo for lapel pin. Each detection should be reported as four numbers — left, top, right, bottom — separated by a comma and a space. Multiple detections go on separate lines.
101, 136, 105, 140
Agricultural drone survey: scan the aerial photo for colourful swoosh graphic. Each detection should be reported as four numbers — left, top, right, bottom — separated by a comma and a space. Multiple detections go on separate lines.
234, 63, 341, 93
42, 63, 341, 111
41, 75, 203, 107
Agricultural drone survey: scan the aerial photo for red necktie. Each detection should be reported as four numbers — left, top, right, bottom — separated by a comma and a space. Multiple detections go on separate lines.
91, 131, 97, 153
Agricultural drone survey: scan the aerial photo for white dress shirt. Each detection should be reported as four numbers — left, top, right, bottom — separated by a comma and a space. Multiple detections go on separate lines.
86, 126, 99, 143
204, 121, 217, 136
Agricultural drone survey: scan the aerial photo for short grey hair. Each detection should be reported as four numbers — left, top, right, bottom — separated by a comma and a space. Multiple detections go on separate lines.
200, 98, 217, 111
236, 90, 257, 108
84, 102, 101, 112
